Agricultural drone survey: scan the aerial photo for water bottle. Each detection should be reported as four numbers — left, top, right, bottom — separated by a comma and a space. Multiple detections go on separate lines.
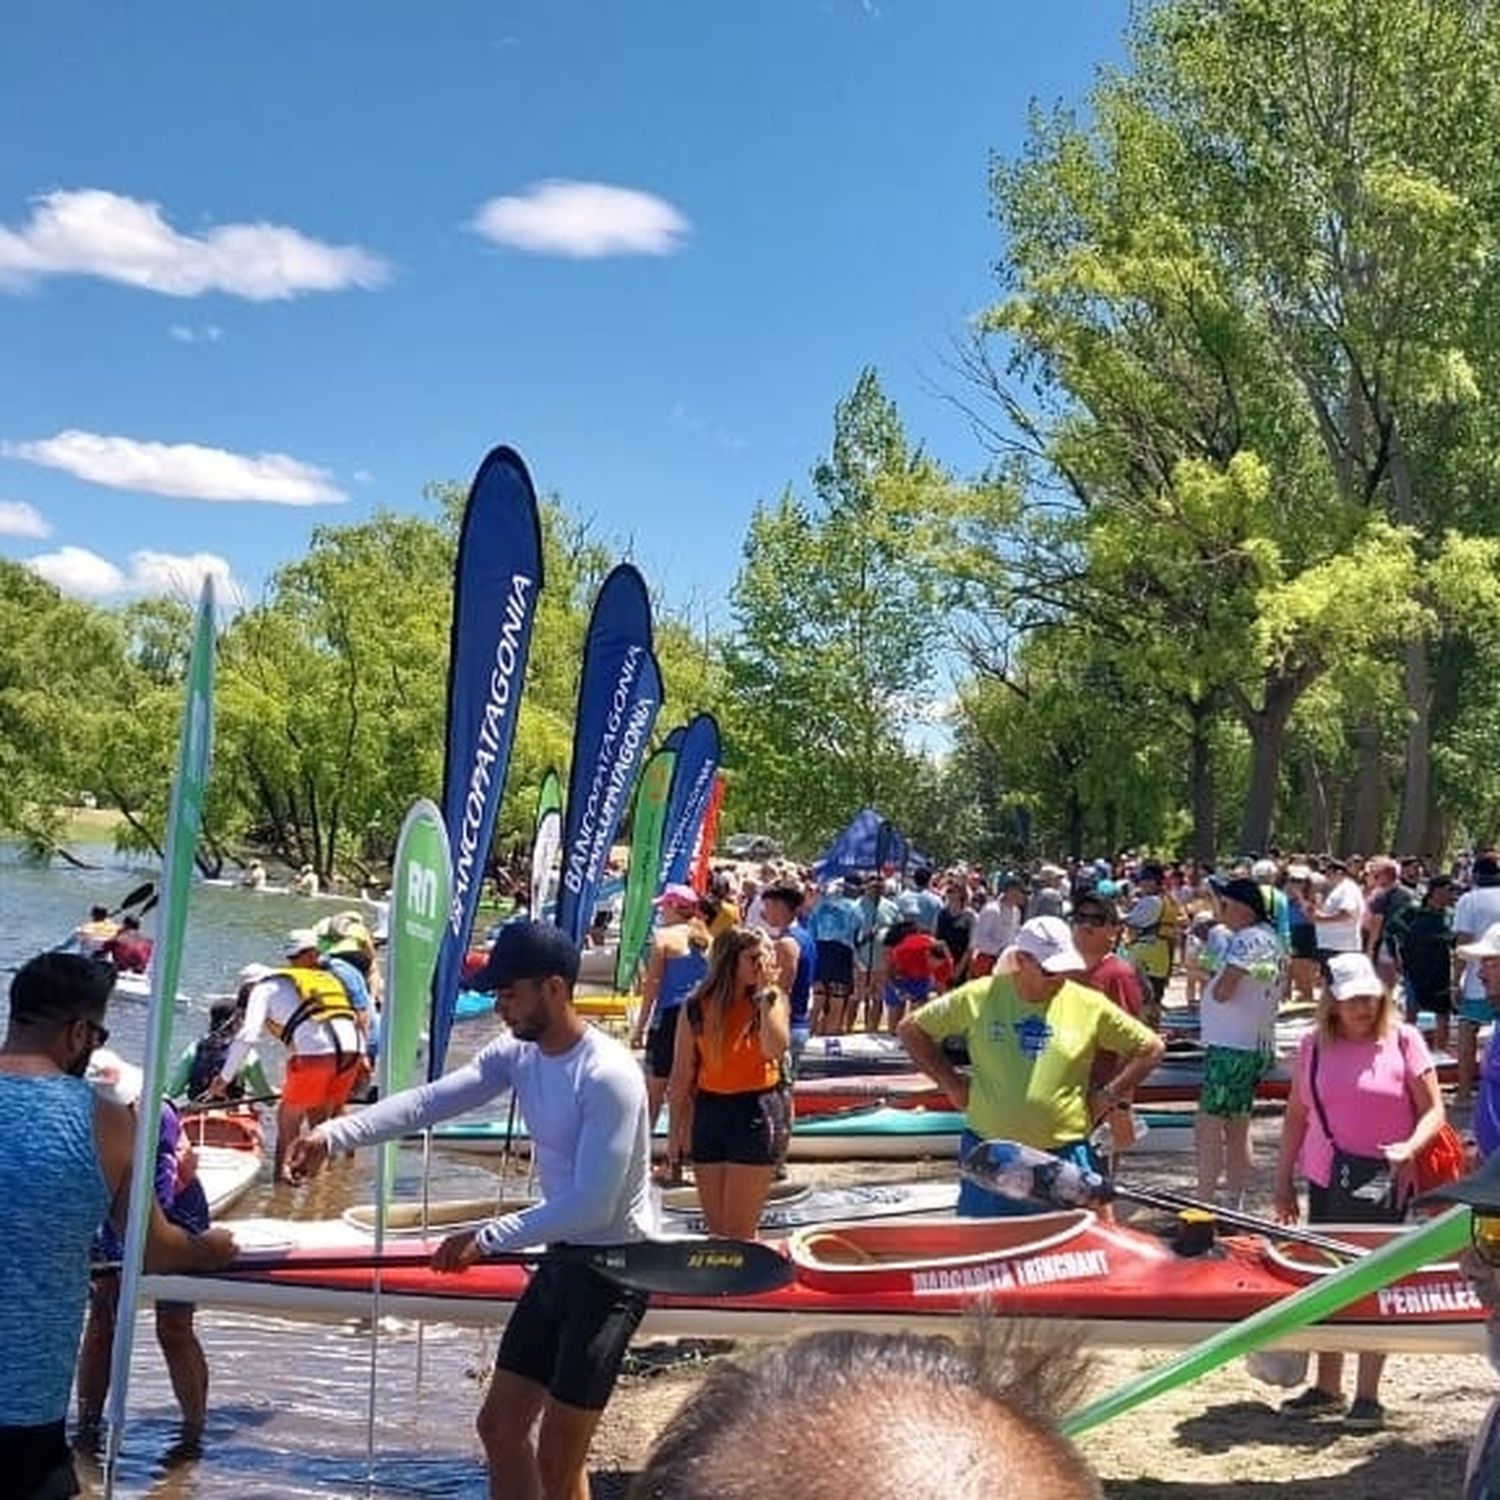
961, 1139, 1111, 1208
1089, 1110, 1150, 1157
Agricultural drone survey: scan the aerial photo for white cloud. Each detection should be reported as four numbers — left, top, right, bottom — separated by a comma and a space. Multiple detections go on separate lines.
5, 430, 346, 505
27, 545, 240, 603
0, 188, 389, 301
28, 545, 125, 598
470, 180, 689, 258
0, 499, 50, 538
169, 322, 224, 344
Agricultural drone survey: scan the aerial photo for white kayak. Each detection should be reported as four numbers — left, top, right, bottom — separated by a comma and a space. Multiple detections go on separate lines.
341, 1179, 958, 1238
110, 970, 191, 1006
199, 1144, 263, 1218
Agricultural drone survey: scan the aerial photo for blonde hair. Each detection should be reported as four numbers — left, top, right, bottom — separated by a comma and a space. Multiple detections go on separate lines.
1317, 983, 1397, 1043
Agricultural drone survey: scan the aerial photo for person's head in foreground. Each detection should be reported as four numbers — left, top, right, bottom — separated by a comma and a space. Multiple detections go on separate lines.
5, 951, 117, 1076
628, 1329, 1100, 1500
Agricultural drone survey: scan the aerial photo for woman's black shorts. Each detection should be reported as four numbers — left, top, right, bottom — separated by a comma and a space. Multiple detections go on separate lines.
645, 1015, 680, 1081
691, 1086, 790, 1166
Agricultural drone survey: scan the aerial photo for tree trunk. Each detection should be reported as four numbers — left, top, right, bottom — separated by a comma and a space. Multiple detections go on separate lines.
1302, 749, 1333, 853
1347, 720, 1384, 856
1186, 698, 1216, 863
1388, 424, 1434, 855
1064, 785, 1084, 861
1237, 677, 1300, 854
1393, 634, 1433, 855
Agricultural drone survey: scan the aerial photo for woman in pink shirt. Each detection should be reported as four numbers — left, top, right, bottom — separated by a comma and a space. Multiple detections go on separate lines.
1273, 951, 1446, 1432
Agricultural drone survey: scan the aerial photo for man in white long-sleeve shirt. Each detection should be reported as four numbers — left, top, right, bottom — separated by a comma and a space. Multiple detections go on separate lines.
285, 921, 653, 1500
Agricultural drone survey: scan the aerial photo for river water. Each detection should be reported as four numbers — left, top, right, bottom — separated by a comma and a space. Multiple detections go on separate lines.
1, 854, 532, 1499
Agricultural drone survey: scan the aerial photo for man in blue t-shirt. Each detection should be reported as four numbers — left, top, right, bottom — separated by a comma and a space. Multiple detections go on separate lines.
898, 867, 943, 934
807, 878, 861, 1034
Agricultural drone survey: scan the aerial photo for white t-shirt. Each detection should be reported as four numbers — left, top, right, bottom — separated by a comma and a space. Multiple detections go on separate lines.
1455, 886, 1500, 1000
971, 901, 1019, 958
1203, 923, 1281, 1051
1317, 877, 1366, 952
222, 973, 360, 1080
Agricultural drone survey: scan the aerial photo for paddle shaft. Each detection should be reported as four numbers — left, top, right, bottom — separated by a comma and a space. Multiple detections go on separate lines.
177, 1092, 280, 1114
166, 1236, 790, 1297
1116, 1182, 1364, 1260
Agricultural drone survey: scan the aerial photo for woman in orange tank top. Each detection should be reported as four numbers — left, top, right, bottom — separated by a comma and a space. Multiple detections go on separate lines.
667, 926, 791, 1238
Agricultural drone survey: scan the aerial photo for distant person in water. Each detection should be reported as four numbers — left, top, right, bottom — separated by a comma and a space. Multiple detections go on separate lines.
166, 987, 271, 1102
102, 914, 153, 974
240, 859, 267, 891
293, 864, 320, 898
72, 906, 118, 959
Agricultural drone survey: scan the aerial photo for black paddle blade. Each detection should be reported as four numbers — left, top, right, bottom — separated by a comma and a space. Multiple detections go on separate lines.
565, 1238, 793, 1296
118, 880, 156, 913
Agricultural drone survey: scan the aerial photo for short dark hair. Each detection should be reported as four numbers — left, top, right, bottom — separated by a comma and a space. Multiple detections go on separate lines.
120, 914, 141, 931
629, 1329, 1098, 1500
89, 906, 109, 922
8, 952, 115, 1030
760, 882, 803, 911
912, 867, 932, 889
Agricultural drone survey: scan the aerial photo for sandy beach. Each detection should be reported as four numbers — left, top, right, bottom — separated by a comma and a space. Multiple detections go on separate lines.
581, 1111, 1494, 1496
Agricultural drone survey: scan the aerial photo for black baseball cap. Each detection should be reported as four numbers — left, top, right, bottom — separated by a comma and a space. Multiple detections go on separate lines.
1210, 875, 1269, 923
473, 921, 580, 992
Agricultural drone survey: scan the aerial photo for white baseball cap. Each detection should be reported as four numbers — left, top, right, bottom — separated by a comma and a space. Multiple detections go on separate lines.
284, 929, 320, 958
1326, 951, 1385, 1002
1012, 916, 1087, 974
85, 1047, 144, 1107
1457, 921, 1500, 962
238, 961, 274, 987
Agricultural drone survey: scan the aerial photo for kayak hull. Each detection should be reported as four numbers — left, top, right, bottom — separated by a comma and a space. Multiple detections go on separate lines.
143, 1212, 1485, 1354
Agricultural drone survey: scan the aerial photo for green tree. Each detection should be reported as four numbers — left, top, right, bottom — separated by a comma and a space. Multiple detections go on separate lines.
723, 370, 948, 851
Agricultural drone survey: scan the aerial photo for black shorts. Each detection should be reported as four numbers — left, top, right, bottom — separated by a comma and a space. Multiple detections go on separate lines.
1410, 983, 1453, 1017
814, 942, 853, 992
0, 1420, 77, 1499
691, 1087, 790, 1166
495, 1259, 649, 1411
1290, 926, 1318, 962
645, 1015, 679, 1081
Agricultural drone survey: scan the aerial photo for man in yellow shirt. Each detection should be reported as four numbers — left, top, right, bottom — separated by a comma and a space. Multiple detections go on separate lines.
899, 916, 1165, 1215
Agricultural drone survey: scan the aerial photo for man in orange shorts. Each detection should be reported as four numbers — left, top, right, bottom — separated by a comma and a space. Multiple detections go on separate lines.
205, 932, 363, 1178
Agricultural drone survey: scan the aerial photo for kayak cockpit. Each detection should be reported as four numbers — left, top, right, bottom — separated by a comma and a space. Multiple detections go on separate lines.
788, 1210, 1095, 1275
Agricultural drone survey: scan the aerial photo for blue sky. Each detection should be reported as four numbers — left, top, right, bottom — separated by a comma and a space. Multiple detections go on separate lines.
0, 1, 1125, 626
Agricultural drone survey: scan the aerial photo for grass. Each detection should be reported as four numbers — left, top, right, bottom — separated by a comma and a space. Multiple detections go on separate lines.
56, 806, 127, 844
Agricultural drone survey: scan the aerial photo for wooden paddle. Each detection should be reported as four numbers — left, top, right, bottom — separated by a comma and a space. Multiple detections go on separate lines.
178, 1236, 793, 1297
959, 1139, 1365, 1261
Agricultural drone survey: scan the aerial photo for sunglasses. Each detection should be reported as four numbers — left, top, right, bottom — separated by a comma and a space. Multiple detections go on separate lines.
1473, 1214, 1500, 1267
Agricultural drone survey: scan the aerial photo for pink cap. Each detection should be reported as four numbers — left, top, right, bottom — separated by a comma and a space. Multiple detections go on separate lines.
654, 883, 699, 910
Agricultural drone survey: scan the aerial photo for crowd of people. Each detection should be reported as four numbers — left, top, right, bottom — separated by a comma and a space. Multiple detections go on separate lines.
15, 841, 1500, 1497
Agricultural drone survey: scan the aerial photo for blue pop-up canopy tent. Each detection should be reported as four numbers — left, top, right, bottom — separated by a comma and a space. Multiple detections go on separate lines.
812, 808, 926, 877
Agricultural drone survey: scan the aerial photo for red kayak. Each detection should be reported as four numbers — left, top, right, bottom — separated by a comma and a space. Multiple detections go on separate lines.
792, 1074, 953, 1116
144, 1209, 1482, 1354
